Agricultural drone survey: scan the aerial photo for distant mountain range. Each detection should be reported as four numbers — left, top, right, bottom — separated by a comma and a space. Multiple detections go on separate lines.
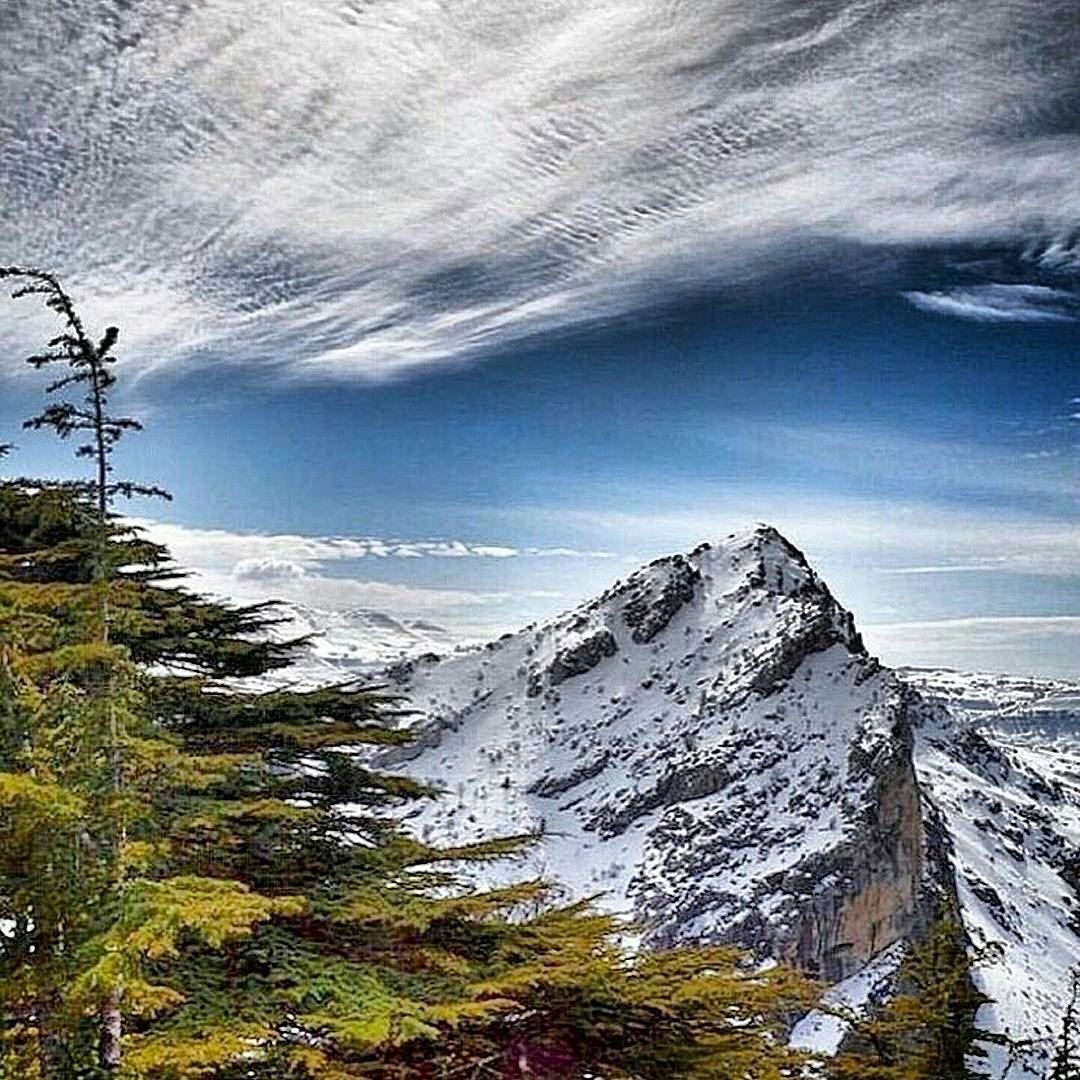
265, 602, 458, 685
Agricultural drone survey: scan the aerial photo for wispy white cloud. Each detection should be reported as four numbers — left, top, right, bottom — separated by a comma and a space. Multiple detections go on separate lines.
868, 615, 1080, 633
0, 0, 1077, 380
504, 490, 1080, 578
130, 518, 615, 570
693, 417, 1079, 511
875, 564, 1000, 575
229, 571, 508, 615
232, 558, 308, 581
902, 284, 1078, 323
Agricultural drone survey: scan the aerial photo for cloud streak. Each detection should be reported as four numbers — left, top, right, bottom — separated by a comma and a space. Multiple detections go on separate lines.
127, 518, 611, 624
863, 616, 1080, 680
130, 519, 615, 569
0, 0, 1077, 381
875, 564, 1001, 575
506, 489, 1080, 578
903, 284, 1079, 323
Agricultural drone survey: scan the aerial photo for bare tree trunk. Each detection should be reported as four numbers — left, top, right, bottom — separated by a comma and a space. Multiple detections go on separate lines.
99, 991, 123, 1071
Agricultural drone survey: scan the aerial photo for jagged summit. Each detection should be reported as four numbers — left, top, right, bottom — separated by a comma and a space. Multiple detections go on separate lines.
434, 524, 867, 704
592, 522, 835, 611
378, 524, 930, 985
292, 530, 1080, 1078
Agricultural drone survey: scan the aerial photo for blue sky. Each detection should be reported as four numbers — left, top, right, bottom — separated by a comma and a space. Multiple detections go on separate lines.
0, 1, 1077, 676
3, 279, 1077, 676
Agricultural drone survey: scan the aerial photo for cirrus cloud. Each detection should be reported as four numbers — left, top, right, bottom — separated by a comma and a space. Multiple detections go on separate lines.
902, 284, 1079, 323
0, 0, 1077, 382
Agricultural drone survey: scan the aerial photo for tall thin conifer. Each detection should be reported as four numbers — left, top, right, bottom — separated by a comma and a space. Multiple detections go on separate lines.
1, 267, 169, 1072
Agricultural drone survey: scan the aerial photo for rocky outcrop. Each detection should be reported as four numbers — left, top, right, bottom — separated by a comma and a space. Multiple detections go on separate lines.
528, 753, 611, 798
588, 759, 732, 839
547, 628, 618, 686
640, 689, 933, 984
782, 718, 924, 981
748, 593, 863, 696
621, 555, 700, 643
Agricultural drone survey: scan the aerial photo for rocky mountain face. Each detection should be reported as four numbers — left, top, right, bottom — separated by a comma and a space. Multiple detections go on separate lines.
375, 527, 953, 984
294, 527, 1078, 1078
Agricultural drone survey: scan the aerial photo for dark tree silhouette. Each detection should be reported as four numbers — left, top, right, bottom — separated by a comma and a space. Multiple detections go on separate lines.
0, 266, 170, 526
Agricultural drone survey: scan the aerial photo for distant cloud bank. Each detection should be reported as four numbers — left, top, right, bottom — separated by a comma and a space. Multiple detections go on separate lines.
129, 518, 613, 621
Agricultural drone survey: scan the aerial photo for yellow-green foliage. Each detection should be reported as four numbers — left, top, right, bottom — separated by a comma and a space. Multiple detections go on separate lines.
0, 481, 866, 1080
826, 919, 1000, 1080
0, 486, 329, 1074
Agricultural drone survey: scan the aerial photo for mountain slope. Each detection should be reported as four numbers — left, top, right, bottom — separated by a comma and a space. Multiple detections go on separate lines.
904, 668, 1080, 1078
286, 529, 1078, 1077
376, 526, 949, 984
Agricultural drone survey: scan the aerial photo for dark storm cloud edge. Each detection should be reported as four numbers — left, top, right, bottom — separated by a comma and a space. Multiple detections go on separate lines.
0, 0, 1078, 382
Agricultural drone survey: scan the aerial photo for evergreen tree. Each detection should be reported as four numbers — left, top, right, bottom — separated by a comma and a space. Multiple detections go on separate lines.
826, 919, 1004, 1080
0, 266, 169, 520
0, 478, 820, 1080
0, 272, 312, 1076
1050, 969, 1080, 1080
2, 275, 819, 1078
1, 265, 174, 1073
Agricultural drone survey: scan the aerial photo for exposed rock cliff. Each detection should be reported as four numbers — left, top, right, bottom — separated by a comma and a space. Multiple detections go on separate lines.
280, 532, 1080, 1078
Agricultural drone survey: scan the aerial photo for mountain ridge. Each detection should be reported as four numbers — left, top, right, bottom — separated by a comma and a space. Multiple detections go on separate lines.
373, 526, 945, 978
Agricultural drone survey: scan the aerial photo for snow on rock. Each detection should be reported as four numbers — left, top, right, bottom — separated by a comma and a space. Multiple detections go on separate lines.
375, 525, 936, 984
272, 533, 1080, 1077
902, 669, 1080, 1079
790, 940, 904, 1054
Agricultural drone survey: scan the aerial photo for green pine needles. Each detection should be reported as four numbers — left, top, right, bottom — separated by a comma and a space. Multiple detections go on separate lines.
0, 271, 1001, 1079
0, 478, 821, 1079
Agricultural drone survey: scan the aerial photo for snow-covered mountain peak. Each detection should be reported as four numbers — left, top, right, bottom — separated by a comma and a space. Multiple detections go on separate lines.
312, 531, 1078, 1079
424, 524, 868, 709
231, 529, 1077, 1077
594, 523, 844, 616
377, 525, 925, 987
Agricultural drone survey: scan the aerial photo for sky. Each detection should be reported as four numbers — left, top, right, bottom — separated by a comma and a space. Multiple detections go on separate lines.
0, 0, 1077, 677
